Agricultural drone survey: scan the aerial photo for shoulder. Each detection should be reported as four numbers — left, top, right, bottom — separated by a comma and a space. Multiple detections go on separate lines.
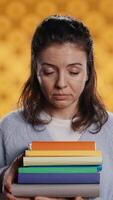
0, 109, 25, 132
105, 111, 113, 128
85, 111, 113, 136
99, 111, 113, 140
107, 111, 113, 119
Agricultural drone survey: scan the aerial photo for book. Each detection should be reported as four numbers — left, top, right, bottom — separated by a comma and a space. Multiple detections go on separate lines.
23, 156, 102, 166
18, 173, 100, 184
12, 183, 100, 198
18, 165, 102, 173
30, 141, 96, 151
25, 150, 102, 157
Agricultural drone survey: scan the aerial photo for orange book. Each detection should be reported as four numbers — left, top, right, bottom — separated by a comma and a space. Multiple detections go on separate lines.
30, 141, 96, 151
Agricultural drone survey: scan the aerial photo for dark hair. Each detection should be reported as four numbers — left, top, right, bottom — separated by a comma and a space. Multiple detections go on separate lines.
18, 14, 108, 133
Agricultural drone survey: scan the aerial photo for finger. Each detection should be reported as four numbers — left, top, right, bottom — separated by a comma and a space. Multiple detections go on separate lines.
4, 172, 15, 193
34, 197, 65, 200
4, 182, 12, 194
34, 197, 53, 200
4, 192, 16, 200
74, 197, 84, 200
16, 197, 33, 200
5, 193, 33, 200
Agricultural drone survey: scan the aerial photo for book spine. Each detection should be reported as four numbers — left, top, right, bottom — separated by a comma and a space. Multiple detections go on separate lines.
12, 183, 99, 198
18, 173, 100, 184
25, 150, 101, 157
31, 141, 96, 151
23, 156, 102, 166
18, 165, 102, 173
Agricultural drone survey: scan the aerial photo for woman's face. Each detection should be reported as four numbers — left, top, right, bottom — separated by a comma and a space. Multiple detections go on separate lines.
37, 42, 88, 114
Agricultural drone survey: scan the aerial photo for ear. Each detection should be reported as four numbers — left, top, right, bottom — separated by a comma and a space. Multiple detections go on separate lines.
37, 72, 42, 84
86, 69, 89, 81
86, 74, 88, 81
85, 73, 89, 84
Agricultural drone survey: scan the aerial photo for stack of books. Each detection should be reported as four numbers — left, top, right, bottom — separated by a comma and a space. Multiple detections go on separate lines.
12, 141, 102, 198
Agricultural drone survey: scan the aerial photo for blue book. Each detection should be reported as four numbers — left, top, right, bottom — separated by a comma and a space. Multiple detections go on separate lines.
18, 173, 100, 184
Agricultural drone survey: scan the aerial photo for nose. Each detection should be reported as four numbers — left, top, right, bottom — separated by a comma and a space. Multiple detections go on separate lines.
55, 71, 67, 89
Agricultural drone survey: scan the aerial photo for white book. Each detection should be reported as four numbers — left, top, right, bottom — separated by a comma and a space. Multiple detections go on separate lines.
12, 183, 99, 198
23, 156, 102, 166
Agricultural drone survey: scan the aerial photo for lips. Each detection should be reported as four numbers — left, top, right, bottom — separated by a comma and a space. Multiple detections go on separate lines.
53, 94, 69, 100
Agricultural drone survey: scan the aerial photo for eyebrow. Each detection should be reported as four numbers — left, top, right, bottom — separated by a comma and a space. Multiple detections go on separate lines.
41, 62, 83, 67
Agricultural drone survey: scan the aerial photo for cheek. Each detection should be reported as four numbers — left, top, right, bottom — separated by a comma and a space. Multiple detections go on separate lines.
71, 78, 86, 95
75, 72, 87, 92
38, 77, 53, 95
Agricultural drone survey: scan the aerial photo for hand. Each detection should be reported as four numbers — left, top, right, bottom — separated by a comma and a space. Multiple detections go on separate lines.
34, 196, 85, 200
3, 153, 32, 200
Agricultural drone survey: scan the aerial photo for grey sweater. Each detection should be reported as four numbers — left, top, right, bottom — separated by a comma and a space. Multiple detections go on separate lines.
0, 110, 113, 200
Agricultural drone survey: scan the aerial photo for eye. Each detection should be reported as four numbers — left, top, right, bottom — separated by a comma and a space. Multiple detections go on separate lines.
69, 71, 80, 75
43, 69, 55, 75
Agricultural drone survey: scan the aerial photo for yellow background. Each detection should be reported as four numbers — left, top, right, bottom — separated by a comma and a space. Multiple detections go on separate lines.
0, 0, 113, 116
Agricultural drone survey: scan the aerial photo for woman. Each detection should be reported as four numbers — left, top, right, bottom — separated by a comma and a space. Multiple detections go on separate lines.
0, 15, 113, 200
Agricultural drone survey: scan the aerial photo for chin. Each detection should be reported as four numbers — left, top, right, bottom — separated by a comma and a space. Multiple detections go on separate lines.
52, 102, 71, 109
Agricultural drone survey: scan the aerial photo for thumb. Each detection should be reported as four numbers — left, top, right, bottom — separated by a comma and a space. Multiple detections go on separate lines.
4, 153, 24, 193
74, 197, 84, 200
4, 166, 16, 193
4, 172, 12, 193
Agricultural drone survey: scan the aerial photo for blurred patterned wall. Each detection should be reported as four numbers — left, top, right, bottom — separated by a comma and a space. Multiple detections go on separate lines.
0, 0, 113, 116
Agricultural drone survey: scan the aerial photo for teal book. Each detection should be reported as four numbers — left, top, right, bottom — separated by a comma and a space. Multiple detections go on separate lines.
18, 165, 102, 173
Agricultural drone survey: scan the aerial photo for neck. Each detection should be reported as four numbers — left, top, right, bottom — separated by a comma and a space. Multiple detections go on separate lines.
44, 104, 78, 120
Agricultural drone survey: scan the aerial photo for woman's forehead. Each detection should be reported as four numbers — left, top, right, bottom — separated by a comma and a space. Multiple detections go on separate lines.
37, 43, 87, 71
38, 42, 87, 61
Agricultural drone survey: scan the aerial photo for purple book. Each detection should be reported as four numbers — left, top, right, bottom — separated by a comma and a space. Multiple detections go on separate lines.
18, 173, 100, 184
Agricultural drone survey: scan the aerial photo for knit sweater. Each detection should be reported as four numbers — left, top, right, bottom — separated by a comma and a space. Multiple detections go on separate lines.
0, 110, 113, 200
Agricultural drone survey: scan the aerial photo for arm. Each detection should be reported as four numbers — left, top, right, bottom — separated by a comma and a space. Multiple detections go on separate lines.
2, 153, 33, 200
0, 127, 9, 193
0, 121, 32, 200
